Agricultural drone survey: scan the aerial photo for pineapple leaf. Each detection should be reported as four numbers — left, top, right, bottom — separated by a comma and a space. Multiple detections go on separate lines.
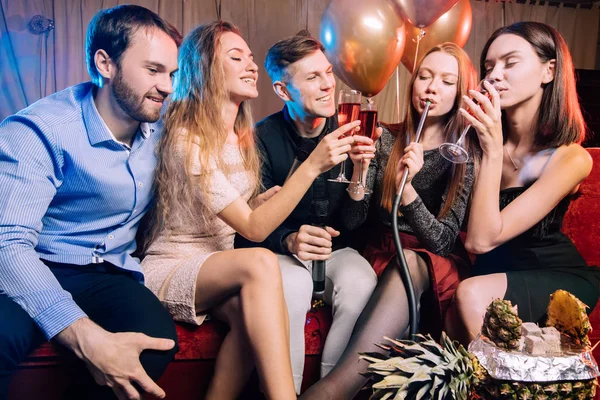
429, 375, 445, 398
366, 360, 401, 372
360, 354, 390, 364
372, 374, 410, 389
360, 351, 388, 360
415, 382, 433, 399
369, 390, 394, 400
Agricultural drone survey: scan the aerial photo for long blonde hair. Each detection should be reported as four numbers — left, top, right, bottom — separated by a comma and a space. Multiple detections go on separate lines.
380, 43, 478, 217
151, 21, 260, 240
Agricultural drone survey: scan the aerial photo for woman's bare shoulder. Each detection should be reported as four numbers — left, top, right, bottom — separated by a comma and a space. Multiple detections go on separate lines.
552, 143, 592, 176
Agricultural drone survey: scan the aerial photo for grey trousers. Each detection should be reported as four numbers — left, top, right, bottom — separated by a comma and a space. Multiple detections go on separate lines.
277, 247, 377, 393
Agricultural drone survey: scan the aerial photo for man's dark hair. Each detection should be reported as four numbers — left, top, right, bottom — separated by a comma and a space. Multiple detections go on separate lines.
264, 30, 325, 83
86, 4, 182, 86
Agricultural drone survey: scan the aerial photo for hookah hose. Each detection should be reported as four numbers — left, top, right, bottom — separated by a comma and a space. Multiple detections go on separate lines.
391, 101, 431, 338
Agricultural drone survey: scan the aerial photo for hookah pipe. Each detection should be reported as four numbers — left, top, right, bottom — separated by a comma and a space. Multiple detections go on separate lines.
391, 100, 431, 338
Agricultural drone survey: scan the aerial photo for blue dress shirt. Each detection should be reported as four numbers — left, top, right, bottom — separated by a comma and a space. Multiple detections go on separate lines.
0, 82, 161, 339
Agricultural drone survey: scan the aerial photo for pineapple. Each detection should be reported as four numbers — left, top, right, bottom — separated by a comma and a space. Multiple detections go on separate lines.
362, 333, 597, 400
361, 294, 598, 400
360, 332, 476, 400
547, 289, 592, 347
472, 378, 597, 399
481, 299, 522, 350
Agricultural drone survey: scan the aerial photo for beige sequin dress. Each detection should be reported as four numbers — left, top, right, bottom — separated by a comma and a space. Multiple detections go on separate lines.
142, 142, 255, 325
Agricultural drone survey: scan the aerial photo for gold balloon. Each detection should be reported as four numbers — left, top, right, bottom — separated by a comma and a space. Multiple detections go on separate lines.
393, 0, 459, 28
401, 0, 472, 73
320, 0, 406, 97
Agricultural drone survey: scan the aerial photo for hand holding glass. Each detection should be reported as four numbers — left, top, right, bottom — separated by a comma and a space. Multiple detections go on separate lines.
329, 89, 361, 183
439, 79, 493, 164
347, 101, 377, 195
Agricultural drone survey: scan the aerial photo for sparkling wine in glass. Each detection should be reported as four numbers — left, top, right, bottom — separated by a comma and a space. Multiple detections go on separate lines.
329, 89, 361, 183
348, 100, 378, 195
439, 79, 493, 164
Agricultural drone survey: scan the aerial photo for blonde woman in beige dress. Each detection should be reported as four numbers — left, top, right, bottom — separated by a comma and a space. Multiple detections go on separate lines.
141, 21, 358, 400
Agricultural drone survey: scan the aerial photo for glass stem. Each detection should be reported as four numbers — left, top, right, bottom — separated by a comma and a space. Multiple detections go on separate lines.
456, 124, 471, 147
357, 161, 364, 187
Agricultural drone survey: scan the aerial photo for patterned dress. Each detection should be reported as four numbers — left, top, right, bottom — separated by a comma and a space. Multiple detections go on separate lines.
142, 142, 255, 325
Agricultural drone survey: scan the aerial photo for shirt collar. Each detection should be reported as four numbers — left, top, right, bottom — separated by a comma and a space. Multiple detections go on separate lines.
81, 84, 153, 146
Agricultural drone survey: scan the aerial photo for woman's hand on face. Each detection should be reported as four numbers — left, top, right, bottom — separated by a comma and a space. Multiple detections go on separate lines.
395, 142, 424, 187
459, 80, 503, 156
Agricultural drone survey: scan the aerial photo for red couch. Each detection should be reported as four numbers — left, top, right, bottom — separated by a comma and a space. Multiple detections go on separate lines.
9, 148, 600, 400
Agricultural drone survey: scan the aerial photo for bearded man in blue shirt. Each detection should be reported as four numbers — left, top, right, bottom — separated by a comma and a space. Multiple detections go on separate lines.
0, 5, 181, 400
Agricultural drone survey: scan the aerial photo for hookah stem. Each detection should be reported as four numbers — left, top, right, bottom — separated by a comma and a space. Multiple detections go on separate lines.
392, 100, 431, 338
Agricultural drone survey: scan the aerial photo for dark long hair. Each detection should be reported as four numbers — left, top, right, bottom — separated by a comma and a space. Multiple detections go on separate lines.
480, 22, 586, 147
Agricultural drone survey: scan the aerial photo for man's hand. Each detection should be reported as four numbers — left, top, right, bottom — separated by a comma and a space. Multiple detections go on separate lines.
285, 225, 340, 261
249, 185, 281, 210
55, 318, 175, 400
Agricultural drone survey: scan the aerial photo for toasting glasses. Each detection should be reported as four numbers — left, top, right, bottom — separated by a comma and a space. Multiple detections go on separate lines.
439, 79, 493, 164
347, 100, 377, 195
329, 89, 361, 183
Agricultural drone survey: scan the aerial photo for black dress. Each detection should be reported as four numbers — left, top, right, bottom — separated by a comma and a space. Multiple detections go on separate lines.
473, 186, 600, 323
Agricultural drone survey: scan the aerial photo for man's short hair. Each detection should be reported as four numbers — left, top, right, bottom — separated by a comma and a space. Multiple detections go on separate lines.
264, 30, 325, 83
85, 5, 182, 86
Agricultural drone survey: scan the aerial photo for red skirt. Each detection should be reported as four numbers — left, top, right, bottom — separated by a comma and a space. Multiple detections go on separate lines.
362, 228, 472, 334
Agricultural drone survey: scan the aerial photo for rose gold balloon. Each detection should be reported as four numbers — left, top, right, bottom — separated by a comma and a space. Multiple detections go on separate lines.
401, 0, 472, 73
320, 0, 406, 97
393, 0, 459, 28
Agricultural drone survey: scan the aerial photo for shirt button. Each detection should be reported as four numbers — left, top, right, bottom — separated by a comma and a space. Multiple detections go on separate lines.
133, 209, 137, 213
137, 182, 143, 187
108, 235, 114, 240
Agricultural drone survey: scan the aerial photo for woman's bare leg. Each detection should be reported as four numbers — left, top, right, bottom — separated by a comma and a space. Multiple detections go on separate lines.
205, 295, 254, 399
446, 273, 507, 345
301, 250, 429, 400
194, 248, 295, 400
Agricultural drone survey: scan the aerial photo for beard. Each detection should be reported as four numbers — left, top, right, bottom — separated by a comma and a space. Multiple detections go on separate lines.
112, 70, 162, 123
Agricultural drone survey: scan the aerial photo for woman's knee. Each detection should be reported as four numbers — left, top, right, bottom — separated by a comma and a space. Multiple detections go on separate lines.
241, 248, 281, 284
403, 250, 429, 287
454, 278, 487, 316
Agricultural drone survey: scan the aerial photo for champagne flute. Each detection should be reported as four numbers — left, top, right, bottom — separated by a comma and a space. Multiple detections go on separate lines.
329, 89, 361, 183
439, 79, 493, 164
347, 99, 377, 195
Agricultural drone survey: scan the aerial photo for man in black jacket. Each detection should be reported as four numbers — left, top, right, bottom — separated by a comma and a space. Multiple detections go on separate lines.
235, 32, 377, 393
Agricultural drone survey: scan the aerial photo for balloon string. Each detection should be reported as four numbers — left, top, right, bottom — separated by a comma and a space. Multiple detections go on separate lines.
412, 28, 426, 72
395, 65, 401, 123
215, 0, 222, 20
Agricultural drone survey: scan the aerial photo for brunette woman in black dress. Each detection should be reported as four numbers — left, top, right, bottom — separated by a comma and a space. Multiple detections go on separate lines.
447, 22, 600, 344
